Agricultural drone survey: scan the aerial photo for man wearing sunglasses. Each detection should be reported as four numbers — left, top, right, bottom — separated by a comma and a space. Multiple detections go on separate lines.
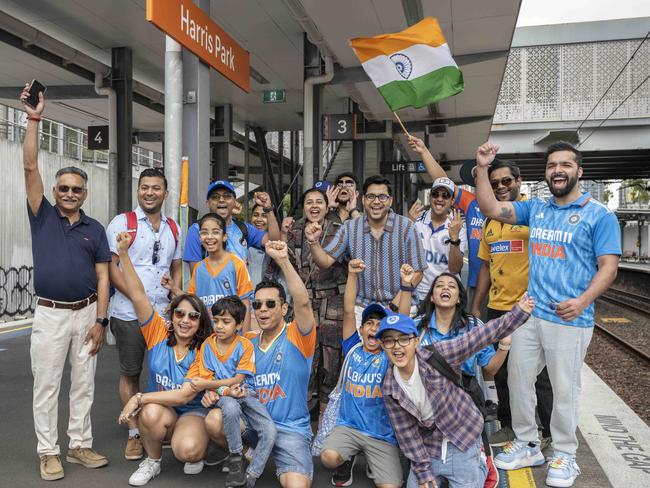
408, 136, 486, 313
470, 160, 554, 454
244, 241, 316, 488
105, 168, 182, 461
408, 177, 467, 302
331, 172, 361, 222
20, 84, 111, 480
183, 180, 281, 273
307, 175, 425, 323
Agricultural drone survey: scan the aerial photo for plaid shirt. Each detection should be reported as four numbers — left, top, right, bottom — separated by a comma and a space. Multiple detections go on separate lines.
324, 210, 425, 306
382, 305, 530, 485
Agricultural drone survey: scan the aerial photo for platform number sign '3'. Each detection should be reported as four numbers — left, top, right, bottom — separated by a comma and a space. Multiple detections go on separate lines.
324, 114, 355, 140
87, 125, 109, 150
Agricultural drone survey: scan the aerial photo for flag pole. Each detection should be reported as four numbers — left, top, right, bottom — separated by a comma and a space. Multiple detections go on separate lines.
393, 111, 411, 138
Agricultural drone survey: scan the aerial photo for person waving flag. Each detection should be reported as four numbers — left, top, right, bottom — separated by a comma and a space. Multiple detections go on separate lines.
350, 17, 464, 112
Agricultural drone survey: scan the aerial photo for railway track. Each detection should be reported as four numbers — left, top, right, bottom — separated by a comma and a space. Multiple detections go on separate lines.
594, 322, 650, 366
599, 287, 648, 317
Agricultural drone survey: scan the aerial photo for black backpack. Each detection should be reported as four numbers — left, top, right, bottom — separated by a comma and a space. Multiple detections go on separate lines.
423, 344, 487, 418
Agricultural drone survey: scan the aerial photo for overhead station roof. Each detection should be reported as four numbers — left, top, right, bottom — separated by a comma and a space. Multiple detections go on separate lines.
0, 0, 519, 165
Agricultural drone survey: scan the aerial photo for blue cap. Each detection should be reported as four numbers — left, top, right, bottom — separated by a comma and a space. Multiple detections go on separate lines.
313, 180, 331, 191
206, 180, 236, 199
361, 303, 389, 325
376, 313, 418, 339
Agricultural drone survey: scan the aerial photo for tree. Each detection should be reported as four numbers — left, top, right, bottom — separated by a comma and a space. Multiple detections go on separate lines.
623, 179, 650, 205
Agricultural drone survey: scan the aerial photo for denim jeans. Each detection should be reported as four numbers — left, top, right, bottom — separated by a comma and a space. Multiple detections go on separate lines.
216, 393, 277, 479
406, 439, 487, 488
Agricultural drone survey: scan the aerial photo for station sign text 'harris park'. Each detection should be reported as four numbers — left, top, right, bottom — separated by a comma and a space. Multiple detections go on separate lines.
146, 0, 250, 92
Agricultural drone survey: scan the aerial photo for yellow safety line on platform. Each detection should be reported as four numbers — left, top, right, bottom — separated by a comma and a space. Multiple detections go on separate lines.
0, 325, 32, 334
507, 468, 536, 488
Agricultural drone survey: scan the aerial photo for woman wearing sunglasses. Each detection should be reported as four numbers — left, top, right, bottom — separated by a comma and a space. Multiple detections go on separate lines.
114, 231, 216, 486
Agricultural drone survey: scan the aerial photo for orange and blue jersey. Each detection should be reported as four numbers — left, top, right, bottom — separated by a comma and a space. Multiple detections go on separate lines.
140, 311, 203, 414
337, 332, 396, 444
188, 334, 256, 389
454, 188, 485, 288
246, 321, 316, 439
188, 253, 253, 308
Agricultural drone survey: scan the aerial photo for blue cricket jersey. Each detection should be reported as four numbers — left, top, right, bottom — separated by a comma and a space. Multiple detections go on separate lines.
512, 192, 621, 326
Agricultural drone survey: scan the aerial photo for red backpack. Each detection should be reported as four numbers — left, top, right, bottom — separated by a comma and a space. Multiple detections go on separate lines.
124, 211, 179, 249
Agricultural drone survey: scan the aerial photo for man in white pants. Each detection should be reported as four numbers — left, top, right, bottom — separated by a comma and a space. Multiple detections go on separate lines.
20, 84, 111, 481
474, 141, 620, 487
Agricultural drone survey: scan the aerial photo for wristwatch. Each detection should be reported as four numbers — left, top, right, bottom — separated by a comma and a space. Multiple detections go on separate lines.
262, 206, 274, 214
95, 317, 109, 327
447, 238, 461, 246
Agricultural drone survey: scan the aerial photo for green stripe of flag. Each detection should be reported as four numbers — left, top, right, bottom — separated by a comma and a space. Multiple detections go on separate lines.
377, 66, 464, 111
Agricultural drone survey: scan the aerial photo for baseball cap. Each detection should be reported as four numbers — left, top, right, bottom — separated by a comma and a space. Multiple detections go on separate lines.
313, 180, 331, 192
361, 303, 389, 325
206, 179, 236, 199
376, 313, 418, 339
431, 177, 455, 195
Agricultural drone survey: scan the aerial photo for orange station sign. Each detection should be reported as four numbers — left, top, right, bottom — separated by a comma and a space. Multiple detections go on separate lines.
146, 0, 250, 92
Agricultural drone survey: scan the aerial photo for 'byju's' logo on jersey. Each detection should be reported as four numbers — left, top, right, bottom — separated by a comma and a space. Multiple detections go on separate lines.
390, 53, 413, 79
567, 214, 581, 225
490, 240, 524, 254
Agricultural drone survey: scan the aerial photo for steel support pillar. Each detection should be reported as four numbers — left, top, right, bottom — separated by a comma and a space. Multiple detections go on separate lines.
352, 101, 365, 187
164, 36, 182, 220
253, 126, 281, 214
312, 85, 322, 184
278, 131, 285, 197
182, 0, 210, 213
112, 46, 133, 213
211, 104, 232, 181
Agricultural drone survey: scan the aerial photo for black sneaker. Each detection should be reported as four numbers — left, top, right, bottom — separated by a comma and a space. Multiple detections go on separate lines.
225, 454, 248, 487
331, 455, 356, 487
484, 400, 498, 422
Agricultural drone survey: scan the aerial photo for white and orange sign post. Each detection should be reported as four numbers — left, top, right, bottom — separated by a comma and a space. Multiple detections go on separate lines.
146, 0, 250, 92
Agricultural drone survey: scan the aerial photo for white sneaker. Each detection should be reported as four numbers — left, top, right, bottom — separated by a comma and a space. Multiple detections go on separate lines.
183, 460, 204, 475
129, 458, 161, 486
546, 453, 581, 487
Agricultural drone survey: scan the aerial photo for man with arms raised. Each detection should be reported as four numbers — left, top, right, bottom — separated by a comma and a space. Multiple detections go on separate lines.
20, 84, 111, 481
475, 142, 620, 487
245, 241, 316, 488
106, 168, 182, 460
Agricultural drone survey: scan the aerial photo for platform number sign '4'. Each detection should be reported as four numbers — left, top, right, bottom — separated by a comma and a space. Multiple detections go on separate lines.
87, 125, 109, 150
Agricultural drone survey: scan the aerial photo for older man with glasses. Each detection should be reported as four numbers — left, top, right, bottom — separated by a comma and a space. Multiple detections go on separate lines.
307, 175, 425, 324
20, 84, 111, 481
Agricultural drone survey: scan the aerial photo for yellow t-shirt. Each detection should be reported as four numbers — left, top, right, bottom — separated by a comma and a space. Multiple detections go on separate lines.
478, 196, 529, 310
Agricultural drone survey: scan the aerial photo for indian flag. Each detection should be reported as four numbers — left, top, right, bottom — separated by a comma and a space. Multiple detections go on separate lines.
350, 17, 464, 111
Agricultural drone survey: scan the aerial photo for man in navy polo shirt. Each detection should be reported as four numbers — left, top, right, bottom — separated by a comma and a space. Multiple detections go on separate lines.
20, 84, 112, 481
183, 180, 281, 272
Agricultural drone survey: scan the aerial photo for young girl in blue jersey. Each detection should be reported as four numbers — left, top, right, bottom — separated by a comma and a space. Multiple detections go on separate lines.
115, 231, 220, 486
178, 213, 253, 329
187, 296, 276, 488
319, 259, 412, 488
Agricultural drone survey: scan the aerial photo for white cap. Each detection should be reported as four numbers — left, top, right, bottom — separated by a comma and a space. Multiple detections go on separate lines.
431, 177, 455, 194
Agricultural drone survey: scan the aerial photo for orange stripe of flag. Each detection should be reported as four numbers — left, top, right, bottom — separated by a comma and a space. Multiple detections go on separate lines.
180, 157, 189, 206
350, 17, 447, 64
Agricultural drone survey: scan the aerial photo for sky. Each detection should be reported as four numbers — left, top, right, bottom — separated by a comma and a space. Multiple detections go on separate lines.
517, 0, 650, 26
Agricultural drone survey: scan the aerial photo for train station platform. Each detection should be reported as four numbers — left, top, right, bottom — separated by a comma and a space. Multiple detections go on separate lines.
618, 261, 650, 274
2, 325, 649, 488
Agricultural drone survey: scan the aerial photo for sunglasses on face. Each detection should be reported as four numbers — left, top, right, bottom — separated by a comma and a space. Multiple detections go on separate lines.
251, 299, 280, 310
490, 177, 515, 189
173, 308, 201, 321
431, 191, 452, 200
152, 241, 160, 265
337, 179, 356, 188
364, 193, 390, 203
381, 335, 416, 349
209, 193, 234, 201
56, 185, 85, 195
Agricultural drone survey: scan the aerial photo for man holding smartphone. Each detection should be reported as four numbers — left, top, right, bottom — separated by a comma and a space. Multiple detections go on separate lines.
20, 83, 111, 481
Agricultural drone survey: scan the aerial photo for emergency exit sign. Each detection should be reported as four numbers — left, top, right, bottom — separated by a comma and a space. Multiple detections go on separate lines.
263, 90, 285, 103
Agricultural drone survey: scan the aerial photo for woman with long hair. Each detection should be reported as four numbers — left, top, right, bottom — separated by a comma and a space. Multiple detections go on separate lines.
114, 231, 217, 486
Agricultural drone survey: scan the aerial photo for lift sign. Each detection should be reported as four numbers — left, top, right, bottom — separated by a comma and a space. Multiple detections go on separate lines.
146, 0, 250, 92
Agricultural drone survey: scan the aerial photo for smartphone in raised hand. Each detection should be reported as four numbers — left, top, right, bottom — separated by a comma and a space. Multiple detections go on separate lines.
25, 80, 47, 109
